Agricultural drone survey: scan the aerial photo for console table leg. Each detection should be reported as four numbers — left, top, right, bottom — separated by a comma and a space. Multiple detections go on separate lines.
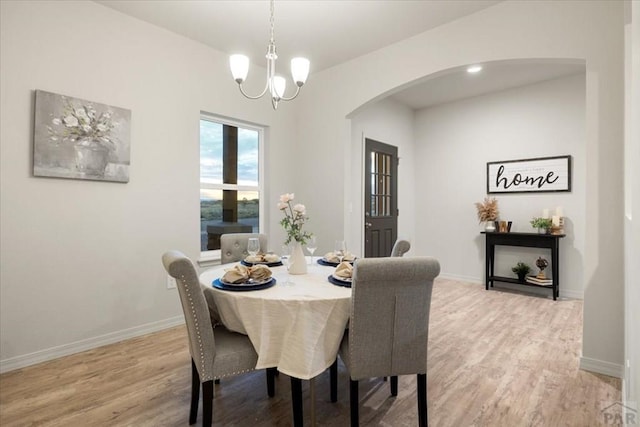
553, 241, 560, 300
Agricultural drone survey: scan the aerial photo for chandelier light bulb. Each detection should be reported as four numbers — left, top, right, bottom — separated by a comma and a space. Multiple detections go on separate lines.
291, 57, 310, 86
272, 76, 286, 99
230, 55, 250, 83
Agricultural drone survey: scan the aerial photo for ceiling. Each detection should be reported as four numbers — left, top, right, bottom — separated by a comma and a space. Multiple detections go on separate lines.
96, 0, 585, 110
389, 60, 585, 110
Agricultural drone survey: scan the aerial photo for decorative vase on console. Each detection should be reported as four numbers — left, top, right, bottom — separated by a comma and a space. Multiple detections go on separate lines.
475, 197, 499, 232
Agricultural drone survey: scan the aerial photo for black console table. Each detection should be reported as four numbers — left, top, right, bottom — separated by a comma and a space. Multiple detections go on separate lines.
481, 232, 565, 300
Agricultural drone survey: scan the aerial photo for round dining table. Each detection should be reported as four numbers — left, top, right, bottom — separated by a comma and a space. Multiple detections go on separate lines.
198, 259, 351, 380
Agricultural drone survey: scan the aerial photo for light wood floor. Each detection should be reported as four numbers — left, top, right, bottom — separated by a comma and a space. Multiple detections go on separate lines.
0, 279, 621, 426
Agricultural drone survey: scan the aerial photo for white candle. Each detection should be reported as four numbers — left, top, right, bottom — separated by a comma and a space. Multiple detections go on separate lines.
542, 209, 549, 218
552, 215, 560, 226
556, 206, 563, 217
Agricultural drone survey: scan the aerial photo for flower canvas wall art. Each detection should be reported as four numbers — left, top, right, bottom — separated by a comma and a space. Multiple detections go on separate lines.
33, 90, 131, 183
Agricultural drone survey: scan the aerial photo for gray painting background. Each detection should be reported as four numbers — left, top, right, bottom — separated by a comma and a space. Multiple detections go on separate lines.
33, 90, 131, 183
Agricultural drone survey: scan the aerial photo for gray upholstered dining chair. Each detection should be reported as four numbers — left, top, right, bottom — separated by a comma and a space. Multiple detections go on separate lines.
338, 256, 440, 427
391, 239, 411, 257
220, 233, 268, 264
162, 250, 275, 426
327, 239, 414, 402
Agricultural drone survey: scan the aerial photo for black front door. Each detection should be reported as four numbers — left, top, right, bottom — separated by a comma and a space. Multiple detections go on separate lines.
364, 138, 398, 257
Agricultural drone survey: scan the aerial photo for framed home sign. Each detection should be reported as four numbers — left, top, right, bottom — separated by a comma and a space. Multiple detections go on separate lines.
486, 155, 571, 194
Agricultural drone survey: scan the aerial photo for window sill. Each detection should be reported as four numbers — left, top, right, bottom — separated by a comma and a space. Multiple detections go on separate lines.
198, 253, 221, 269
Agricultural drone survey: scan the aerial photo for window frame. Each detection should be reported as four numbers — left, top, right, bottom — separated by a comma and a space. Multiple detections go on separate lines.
199, 113, 265, 261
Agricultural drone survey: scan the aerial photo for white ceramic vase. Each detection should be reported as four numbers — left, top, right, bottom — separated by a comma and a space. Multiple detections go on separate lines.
288, 242, 308, 275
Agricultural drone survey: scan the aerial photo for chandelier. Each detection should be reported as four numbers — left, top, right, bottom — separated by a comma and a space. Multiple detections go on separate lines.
229, 0, 310, 110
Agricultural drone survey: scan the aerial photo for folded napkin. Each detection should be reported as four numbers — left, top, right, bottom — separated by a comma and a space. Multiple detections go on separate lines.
245, 255, 263, 263
263, 253, 280, 263
324, 252, 339, 263
343, 252, 356, 262
222, 264, 250, 284
334, 262, 353, 279
324, 251, 356, 263
245, 253, 281, 263
249, 264, 272, 281
222, 264, 273, 284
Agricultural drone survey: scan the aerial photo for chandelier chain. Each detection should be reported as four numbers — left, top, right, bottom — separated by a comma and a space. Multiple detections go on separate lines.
269, 0, 275, 45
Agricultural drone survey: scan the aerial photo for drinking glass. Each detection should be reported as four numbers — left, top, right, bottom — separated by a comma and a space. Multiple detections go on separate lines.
280, 244, 293, 286
334, 240, 346, 264
306, 236, 318, 265
247, 238, 260, 258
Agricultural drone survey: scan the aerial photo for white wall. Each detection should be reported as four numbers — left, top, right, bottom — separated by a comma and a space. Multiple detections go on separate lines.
624, 0, 640, 408
0, 1, 298, 371
414, 74, 586, 298
347, 98, 416, 257
0, 0, 629, 380
297, 0, 625, 376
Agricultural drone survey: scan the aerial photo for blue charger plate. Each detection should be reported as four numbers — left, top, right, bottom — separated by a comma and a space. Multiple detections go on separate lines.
328, 275, 352, 288
318, 258, 356, 267
213, 277, 276, 291
241, 259, 283, 267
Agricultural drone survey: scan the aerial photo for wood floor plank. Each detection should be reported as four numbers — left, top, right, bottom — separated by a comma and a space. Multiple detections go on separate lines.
0, 279, 621, 426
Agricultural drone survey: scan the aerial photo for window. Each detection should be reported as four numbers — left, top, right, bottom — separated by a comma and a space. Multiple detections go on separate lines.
200, 115, 263, 254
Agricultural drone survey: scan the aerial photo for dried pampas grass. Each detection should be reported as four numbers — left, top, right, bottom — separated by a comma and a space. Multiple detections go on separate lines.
475, 197, 499, 223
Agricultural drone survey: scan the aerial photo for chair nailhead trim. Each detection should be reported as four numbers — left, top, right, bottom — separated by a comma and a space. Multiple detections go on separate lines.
180, 273, 209, 380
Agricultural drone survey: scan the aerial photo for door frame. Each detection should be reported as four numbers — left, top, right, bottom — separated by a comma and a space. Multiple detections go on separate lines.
363, 137, 398, 257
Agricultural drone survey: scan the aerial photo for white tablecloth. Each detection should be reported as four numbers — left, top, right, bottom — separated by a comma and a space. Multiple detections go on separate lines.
199, 261, 351, 380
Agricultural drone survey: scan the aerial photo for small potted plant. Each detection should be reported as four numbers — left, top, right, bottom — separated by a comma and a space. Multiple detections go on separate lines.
530, 217, 553, 234
511, 262, 531, 283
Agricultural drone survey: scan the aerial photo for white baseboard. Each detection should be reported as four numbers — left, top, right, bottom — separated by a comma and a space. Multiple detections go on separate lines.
580, 356, 624, 379
438, 272, 484, 284
438, 273, 583, 299
561, 288, 584, 299
0, 316, 184, 374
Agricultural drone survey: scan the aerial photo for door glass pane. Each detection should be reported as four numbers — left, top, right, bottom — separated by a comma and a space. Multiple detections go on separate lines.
370, 151, 391, 217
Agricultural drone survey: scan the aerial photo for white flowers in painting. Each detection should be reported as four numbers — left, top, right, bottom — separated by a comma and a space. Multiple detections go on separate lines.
48, 98, 117, 152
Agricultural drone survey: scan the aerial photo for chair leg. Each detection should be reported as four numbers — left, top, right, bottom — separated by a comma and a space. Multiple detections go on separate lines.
417, 373, 428, 427
330, 359, 338, 402
350, 379, 359, 427
190, 360, 200, 425
202, 380, 214, 427
267, 368, 277, 397
390, 375, 398, 396
290, 377, 304, 427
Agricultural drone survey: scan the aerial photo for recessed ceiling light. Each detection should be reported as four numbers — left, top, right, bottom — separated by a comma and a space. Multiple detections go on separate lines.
467, 65, 483, 74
